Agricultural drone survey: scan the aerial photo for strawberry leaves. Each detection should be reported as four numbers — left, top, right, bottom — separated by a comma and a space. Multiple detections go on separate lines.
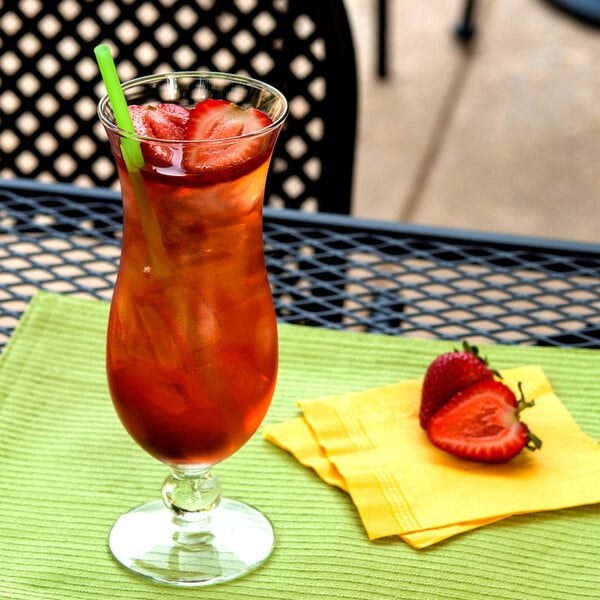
514, 382, 543, 452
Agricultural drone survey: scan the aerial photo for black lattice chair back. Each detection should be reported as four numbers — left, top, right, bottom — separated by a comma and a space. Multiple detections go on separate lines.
0, 0, 357, 214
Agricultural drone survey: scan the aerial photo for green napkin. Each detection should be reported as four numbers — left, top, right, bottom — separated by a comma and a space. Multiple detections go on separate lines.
0, 291, 599, 600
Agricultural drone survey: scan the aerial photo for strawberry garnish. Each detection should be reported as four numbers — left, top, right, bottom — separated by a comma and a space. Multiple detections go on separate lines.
426, 380, 542, 463
128, 103, 190, 166
129, 103, 190, 139
154, 103, 190, 133
419, 341, 496, 429
182, 99, 273, 182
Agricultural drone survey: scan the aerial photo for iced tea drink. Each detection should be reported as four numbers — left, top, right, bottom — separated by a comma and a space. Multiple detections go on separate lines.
99, 73, 287, 468
98, 68, 287, 586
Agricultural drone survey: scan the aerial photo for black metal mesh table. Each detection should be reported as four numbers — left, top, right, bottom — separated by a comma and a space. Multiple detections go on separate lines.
2, 178, 600, 348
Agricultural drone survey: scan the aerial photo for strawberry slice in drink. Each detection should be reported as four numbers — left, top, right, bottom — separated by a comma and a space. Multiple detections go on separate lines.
129, 103, 190, 167
182, 99, 274, 183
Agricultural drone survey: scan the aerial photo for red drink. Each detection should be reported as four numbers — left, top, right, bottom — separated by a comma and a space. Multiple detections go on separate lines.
104, 89, 283, 468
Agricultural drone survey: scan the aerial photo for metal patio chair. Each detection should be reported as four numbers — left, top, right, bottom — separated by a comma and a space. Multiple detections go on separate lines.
0, 0, 358, 214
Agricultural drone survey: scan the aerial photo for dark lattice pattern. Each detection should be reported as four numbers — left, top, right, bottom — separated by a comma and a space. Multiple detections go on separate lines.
0, 0, 357, 214
3, 182, 600, 348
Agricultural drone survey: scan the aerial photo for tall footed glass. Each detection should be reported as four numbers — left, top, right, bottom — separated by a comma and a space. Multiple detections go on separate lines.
97, 72, 287, 586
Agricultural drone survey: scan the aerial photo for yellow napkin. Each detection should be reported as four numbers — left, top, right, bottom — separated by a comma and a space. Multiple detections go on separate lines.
264, 366, 600, 548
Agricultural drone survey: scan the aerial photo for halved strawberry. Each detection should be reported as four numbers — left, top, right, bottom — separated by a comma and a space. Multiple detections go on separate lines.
182, 99, 273, 182
419, 342, 496, 429
426, 380, 542, 463
128, 103, 190, 167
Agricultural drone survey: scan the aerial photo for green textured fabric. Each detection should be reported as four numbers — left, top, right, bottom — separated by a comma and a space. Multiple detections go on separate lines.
1, 291, 599, 599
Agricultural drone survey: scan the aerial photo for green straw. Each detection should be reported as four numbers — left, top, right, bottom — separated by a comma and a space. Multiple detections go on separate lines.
94, 44, 144, 170
94, 44, 171, 279
93, 46, 207, 358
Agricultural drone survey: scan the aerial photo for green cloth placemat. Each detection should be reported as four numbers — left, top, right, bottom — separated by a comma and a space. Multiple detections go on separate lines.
0, 291, 599, 599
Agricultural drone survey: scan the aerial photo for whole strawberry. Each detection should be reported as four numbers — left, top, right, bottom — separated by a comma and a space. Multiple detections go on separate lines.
426, 380, 542, 463
419, 341, 495, 429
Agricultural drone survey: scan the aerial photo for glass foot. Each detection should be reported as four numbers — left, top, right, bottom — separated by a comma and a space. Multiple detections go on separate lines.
109, 498, 274, 586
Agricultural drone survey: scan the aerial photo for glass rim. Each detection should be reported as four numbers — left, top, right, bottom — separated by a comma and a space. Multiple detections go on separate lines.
97, 70, 289, 144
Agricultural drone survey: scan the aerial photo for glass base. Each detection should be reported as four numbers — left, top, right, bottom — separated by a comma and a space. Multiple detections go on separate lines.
109, 498, 274, 586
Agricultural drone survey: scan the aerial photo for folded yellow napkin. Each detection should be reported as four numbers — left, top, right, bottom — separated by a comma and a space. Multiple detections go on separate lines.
264, 365, 600, 548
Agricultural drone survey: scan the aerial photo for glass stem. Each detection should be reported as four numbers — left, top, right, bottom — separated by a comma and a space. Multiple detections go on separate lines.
162, 467, 222, 520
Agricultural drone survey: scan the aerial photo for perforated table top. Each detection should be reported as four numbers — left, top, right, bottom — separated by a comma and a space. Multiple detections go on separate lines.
2, 178, 600, 348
